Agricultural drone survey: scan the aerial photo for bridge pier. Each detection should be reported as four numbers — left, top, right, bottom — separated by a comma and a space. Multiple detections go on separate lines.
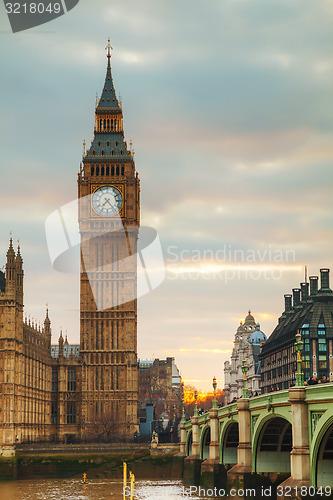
184, 414, 202, 484
179, 421, 186, 457
279, 387, 311, 493
227, 399, 253, 490
201, 408, 226, 488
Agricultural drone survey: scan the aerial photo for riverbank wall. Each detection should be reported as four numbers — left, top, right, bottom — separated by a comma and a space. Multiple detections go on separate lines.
0, 443, 183, 481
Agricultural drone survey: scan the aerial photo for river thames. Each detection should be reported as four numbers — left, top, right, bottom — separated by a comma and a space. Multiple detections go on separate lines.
0, 478, 233, 500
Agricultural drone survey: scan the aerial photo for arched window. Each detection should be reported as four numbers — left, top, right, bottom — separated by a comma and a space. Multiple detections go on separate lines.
101, 166, 105, 176
111, 166, 114, 176
111, 149, 114, 156
121, 166, 124, 176
96, 166, 100, 176
101, 150, 105, 156
91, 167, 95, 176
98, 140, 101, 147
120, 150, 123, 156
107, 119, 110, 131
106, 166, 109, 175
115, 140, 119, 147
106, 140, 110, 147
92, 150, 96, 156
103, 119, 106, 130
111, 119, 114, 131
116, 166, 119, 176
100, 119, 103, 131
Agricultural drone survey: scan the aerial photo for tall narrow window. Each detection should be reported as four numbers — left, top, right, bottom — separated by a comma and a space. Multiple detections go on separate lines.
106, 166, 109, 175
101, 166, 105, 175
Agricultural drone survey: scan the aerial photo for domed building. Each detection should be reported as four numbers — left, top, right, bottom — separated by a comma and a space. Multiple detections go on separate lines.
223, 311, 267, 404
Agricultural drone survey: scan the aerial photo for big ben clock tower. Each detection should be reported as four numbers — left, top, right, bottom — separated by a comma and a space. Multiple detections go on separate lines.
78, 40, 140, 439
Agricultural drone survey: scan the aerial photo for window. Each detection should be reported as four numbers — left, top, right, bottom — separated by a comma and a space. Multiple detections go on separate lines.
111, 150, 114, 156
106, 166, 109, 175
278, 367, 282, 377
101, 166, 105, 176
272, 369, 276, 378
92, 150, 96, 156
121, 166, 124, 176
115, 140, 119, 147
120, 150, 123, 155
106, 140, 110, 147
111, 166, 114, 176
96, 166, 100, 176
101, 150, 105, 156
304, 338, 310, 352
318, 323, 326, 335
67, 368, 76, 392
51, 404, 57, 425
52, 369, 58, 392
98, 141, 101, 147
67, 402, 76, 424
318, 339, 327, 352
91, 167, 94, 176
116, 166, 119, 175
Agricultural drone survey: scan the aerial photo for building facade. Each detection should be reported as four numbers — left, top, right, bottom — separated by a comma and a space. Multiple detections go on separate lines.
260, 269, 333, 393
223, 311, 267, 404
0, 44, 140, 447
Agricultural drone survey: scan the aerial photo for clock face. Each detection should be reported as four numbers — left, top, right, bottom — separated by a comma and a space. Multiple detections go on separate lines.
92, 186, 123, 216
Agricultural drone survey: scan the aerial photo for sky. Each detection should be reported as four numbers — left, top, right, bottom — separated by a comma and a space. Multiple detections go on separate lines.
1, 0, 333, 391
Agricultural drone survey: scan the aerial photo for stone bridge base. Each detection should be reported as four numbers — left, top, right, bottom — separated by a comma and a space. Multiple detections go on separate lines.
183, 456, 202, 485
200, 458, 227, 489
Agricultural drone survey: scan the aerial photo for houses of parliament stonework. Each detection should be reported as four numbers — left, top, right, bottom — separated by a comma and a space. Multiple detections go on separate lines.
0, 42, 140, 448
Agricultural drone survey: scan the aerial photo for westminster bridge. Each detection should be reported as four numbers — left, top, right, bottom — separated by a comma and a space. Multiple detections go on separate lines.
179, 384, 333, 491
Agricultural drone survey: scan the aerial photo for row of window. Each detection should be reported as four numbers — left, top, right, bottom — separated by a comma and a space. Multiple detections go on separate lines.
91, 149, 124, 157
51, 368, 76, 392
91, 165, 124, 176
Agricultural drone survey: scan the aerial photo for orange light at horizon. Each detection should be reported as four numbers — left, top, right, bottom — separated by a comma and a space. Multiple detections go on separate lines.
183, 388, 224, 405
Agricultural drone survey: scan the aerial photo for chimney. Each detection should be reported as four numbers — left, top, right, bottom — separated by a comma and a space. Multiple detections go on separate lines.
309, 276, 318, 296
320, 268, 330, 290
284, 294, 292, 312
300, 282, 309, 302
293, 288, 301, 307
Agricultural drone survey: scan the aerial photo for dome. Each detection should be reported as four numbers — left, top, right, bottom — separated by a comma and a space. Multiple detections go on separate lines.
249, 323, 267, 345
244, 309, 256, 325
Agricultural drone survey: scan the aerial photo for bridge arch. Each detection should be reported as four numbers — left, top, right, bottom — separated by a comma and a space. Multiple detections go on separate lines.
253, 413, 292, 474
310, 407, 333, 487
220, 420, 239, 467
186, 429, 192, 457
200, 424, 211, 460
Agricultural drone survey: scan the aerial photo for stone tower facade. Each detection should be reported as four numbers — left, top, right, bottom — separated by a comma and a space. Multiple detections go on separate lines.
78, 41, 140, 439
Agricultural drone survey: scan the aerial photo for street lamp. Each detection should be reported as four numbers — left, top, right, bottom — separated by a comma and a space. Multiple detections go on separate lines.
194, 390, 198, 416
242, 359, 249, 398
295, 331, 304, 387
212, 376, 217, 408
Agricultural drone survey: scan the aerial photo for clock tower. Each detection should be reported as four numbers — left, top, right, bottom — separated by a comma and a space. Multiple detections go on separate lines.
78, 41, 140, 439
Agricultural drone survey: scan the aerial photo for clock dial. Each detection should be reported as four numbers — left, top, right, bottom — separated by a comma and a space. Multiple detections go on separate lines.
92, 186, 123, 216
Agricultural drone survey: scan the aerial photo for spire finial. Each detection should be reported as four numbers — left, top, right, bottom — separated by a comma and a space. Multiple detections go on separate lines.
105, 37, 113, 66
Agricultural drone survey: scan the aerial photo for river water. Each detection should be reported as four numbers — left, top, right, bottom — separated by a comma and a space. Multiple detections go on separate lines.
0, 478, 228, 500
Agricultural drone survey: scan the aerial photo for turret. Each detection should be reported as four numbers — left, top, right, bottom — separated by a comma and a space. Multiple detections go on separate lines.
58, 330, 64, 358
5, 238, 16, 298
44, 307, 51, 349
15, 244, 23, 305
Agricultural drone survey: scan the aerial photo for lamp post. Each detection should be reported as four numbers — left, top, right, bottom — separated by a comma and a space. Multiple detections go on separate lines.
242, 359, 249, 398
212, 376, 217, 408
194, 390, 198, 416
295, 331, 304, 387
